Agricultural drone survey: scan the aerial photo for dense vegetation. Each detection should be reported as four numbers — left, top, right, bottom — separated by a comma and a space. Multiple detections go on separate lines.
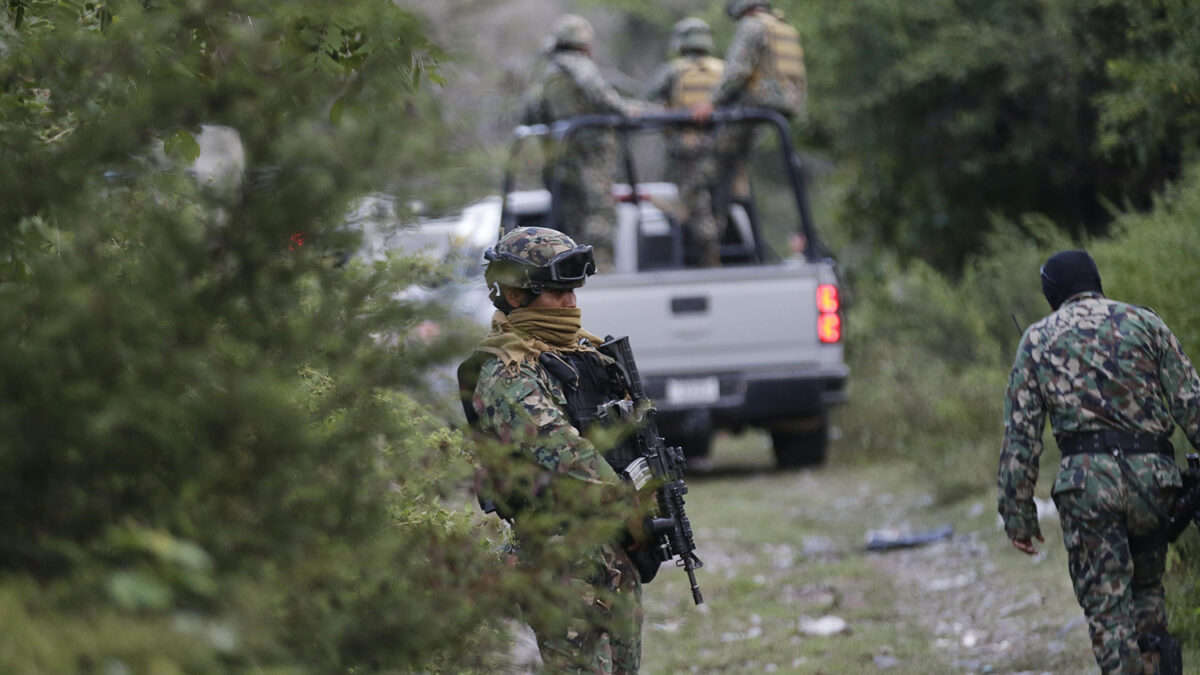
5, 0, 1200, 668
0, 1, 519, 670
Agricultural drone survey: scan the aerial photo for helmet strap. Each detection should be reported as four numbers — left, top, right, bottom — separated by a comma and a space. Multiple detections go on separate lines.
489, 282, 542, 314
488, 282, 515, 314
517, 287, 542, 309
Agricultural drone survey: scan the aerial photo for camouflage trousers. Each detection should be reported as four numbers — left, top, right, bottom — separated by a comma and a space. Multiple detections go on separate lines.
1052, 457, 1178, 674
664, 151, 720, 268
709, 121, 765, 248
529, 544, 643, 674
714, 121, 759, 201
545, 147, 618, 270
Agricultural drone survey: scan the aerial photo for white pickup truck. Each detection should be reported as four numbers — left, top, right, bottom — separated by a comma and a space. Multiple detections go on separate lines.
429, 110, 848, 468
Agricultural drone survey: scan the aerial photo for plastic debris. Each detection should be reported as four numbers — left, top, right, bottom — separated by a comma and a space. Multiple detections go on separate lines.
865, 524, 954, 551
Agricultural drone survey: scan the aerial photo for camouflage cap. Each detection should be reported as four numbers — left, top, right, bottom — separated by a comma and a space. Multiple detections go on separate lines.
551, 14, 595, 51
484, 227, 596, 292
671, 17, 714, 55
725, 0, 769, 19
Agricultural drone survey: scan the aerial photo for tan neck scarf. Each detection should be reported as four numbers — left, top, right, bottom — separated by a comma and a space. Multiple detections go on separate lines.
509, 307, 584, 349
476, 307, 603, 371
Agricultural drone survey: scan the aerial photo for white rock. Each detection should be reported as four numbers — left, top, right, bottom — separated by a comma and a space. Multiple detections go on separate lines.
961, 629, 986, 648
798, 615, 849, 636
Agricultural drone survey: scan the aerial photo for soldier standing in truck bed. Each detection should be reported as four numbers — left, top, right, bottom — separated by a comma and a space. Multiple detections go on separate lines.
522, 15, 648, 270
645, 18, 724, 268
691, 0, 806, 238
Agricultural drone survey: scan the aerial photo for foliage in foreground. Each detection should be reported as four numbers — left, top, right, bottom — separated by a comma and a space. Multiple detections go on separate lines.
0, 1, 530, 671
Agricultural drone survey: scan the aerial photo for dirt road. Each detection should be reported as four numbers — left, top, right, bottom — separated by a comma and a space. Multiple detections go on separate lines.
639, 433, 1096, 674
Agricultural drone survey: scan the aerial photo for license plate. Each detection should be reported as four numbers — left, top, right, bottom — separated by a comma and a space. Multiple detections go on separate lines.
665, 377, 720, 405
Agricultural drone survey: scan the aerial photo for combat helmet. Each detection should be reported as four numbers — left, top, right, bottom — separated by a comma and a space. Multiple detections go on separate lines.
484, 227, 596, 311
670, 17, 714, 55
551, 14, 595, 51
725, 0, 769, 19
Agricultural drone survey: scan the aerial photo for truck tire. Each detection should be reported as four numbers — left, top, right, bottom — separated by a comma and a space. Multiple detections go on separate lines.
771, 420, 828, 469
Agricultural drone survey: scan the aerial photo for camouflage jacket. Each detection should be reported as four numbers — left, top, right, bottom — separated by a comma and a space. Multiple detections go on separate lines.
468, 318, 638, 579
998, 292, 1199, 540
522, 50, 644, 125
472, 353, 622, 488
711, 11, 806, 118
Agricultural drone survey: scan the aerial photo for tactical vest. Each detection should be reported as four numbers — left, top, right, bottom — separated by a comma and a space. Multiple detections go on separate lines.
537, 349, 641, 474
752, 13, 805, 93
457, 346, 638, 519
670, 56, 724, 109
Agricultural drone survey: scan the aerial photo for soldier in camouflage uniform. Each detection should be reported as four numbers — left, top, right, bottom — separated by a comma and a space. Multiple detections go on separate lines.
998, 250, 1195, 674
692, 0, 807, 245
694, 0, 806, 122
645, 18, 724, 267
522, 15, 648, 270
457, 227, 645, 673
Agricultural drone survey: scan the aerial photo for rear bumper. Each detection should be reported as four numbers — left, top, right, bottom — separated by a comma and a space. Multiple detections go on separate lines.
644, 364, 849, 432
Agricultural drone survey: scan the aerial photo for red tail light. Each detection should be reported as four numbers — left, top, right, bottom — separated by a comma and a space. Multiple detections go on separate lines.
816, 284, 841, 343
818, 313, 841, 343
816, 284, 839, 313
614, 188, 651, 203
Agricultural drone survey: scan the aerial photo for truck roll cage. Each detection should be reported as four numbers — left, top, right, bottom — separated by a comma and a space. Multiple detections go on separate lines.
499, 108, 825, 265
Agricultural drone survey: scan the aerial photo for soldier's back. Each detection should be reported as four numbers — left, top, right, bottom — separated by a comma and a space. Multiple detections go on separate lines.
742, 11, 806, 118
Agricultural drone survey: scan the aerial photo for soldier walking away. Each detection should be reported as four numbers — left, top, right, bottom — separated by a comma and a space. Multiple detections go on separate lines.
998, 250, 1194, 674
645, 18, 724, 268
457, 227, 649, 673
522, 15, 648, 270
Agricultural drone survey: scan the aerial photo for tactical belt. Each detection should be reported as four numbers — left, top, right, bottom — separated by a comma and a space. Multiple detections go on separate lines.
1057, 429, 1177, 555
1057, 430, 1173, 457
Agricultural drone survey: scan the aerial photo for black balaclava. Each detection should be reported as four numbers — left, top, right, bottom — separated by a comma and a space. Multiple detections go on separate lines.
1040, 250, 1103, 310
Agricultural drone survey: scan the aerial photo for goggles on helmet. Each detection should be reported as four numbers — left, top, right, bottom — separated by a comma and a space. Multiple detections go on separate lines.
485, 244, 597, 288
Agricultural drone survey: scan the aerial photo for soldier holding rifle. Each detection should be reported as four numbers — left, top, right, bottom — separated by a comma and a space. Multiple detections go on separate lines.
458, 227, 701, 674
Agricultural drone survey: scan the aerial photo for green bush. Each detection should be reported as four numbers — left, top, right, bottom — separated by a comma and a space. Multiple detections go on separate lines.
0, 2, 528, 671
780, 0, 1200, 272
833, 222, 1062, 497
1091, 167, 1200, 643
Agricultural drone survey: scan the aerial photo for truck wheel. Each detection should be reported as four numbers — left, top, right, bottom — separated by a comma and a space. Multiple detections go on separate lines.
771, 421, 828, 469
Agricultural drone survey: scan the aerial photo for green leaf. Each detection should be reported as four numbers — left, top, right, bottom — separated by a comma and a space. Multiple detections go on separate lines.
107, 571, 173, 611
329, 95, 345, 125
163, 129, 201, 163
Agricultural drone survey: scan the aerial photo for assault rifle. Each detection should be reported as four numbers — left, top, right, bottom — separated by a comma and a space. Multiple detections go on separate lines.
1167, 454, 1200, 542
598, 336, 704, 605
